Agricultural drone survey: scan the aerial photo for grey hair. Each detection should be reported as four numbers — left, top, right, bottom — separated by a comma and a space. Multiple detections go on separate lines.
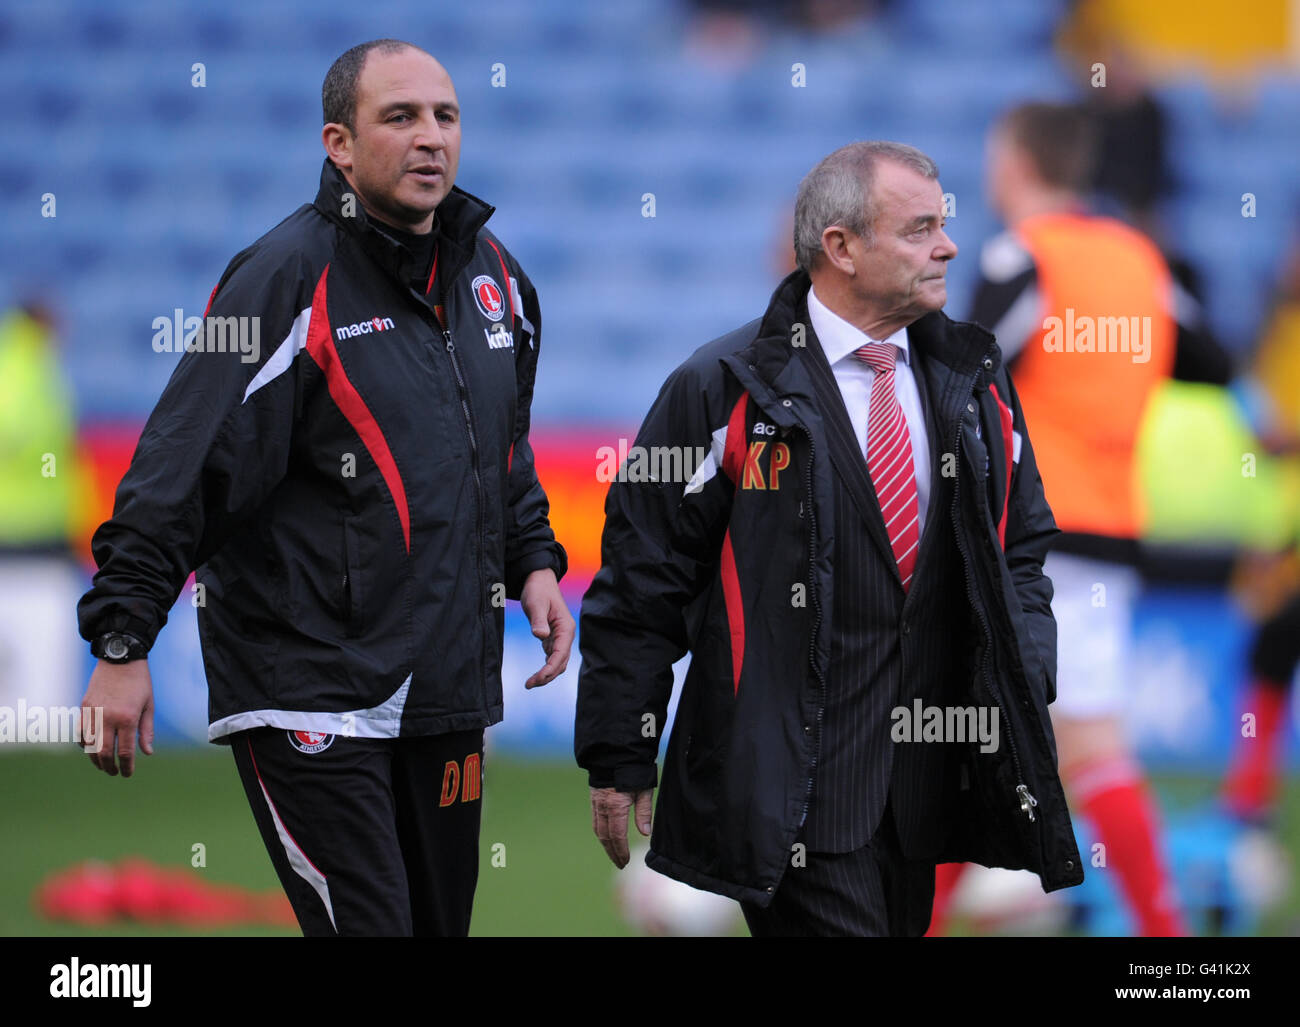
793, 141, 940, 271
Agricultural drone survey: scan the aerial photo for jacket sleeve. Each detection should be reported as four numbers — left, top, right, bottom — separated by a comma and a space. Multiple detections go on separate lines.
76, 245, 314, 650
995, 365, 1061, 705
575, 358, 736, 791
500, 262, 567, 597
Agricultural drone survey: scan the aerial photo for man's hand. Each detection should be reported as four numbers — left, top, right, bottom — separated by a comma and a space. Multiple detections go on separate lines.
519, 568, 574, 689
590, 786, 654, 868
80, 659, 154, 777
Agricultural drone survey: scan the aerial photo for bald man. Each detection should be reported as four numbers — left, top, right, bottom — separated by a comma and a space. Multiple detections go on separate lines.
77, 39, 572, 936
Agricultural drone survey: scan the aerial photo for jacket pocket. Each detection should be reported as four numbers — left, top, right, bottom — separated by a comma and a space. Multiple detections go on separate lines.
684, 731, 727, 778
341, 516, 363, 637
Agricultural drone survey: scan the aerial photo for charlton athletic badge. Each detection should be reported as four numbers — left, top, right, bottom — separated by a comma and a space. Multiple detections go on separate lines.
472, 275, 505, 322
288, 729, 335, 754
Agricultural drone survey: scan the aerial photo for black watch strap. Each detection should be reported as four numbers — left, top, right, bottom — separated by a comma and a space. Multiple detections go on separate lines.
91, 631, 149, 664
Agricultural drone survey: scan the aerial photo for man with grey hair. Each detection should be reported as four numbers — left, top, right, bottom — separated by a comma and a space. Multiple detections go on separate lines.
576, 141, 1080, 934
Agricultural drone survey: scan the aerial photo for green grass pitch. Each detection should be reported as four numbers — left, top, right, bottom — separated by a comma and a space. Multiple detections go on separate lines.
1, 748, 1296, 936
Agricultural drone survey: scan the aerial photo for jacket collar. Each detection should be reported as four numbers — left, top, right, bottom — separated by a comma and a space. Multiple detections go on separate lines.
724, 269, 1003, 433
312, 157, 496, 287
756, 269, 998, 375
806, 284, 913, 367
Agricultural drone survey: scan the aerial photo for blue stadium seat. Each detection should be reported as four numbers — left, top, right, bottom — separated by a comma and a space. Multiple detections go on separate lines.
1251, 72, 1300, 129
2, 0, 1288, 422
894, 0, 1069, 52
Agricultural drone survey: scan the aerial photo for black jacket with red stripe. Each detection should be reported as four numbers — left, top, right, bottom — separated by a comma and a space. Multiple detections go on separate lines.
79, 157, 566, 742
575, 269, 1082, 907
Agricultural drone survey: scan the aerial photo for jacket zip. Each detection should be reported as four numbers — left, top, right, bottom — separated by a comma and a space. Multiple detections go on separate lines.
443, 324, 491, 713
796, 424, 826, 830
728, 369, 827, 843
949, 405, 1037, 823
341, 520, 352, 623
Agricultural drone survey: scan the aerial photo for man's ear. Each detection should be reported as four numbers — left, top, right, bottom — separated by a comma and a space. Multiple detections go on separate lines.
322, 122, 355, 171
820, 226, 856, 277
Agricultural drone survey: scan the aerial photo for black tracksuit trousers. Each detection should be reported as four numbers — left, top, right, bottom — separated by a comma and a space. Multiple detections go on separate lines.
230, 726, 485, 936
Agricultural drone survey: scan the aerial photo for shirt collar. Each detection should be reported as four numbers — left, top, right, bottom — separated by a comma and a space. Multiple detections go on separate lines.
806, 284, 911, 368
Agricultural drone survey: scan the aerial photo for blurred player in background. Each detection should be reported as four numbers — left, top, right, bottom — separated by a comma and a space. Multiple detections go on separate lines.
929, 101, 1233, 937
1222, 235, 1300, 829
0, 299, 89, 720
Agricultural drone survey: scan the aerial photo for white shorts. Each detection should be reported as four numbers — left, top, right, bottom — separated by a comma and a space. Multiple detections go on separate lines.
1043, 550, 1140, 719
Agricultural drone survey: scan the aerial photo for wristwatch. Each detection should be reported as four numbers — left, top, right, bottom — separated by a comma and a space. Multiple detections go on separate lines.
91, 631, 149, 664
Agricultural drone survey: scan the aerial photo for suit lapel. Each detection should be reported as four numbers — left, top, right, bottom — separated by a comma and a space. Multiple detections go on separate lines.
800, 313, 901, 586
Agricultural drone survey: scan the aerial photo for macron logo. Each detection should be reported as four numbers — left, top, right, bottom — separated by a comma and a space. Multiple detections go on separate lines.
335, 315, 395, 341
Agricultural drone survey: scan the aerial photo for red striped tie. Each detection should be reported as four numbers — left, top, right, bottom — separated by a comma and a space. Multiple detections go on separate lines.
854, 342, 919, 593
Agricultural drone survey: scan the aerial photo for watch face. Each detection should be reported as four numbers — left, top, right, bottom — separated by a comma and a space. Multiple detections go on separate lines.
106, 637, 129, 660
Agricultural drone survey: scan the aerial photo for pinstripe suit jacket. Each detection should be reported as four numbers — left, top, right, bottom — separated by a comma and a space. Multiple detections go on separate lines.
799, 305, 973, 857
